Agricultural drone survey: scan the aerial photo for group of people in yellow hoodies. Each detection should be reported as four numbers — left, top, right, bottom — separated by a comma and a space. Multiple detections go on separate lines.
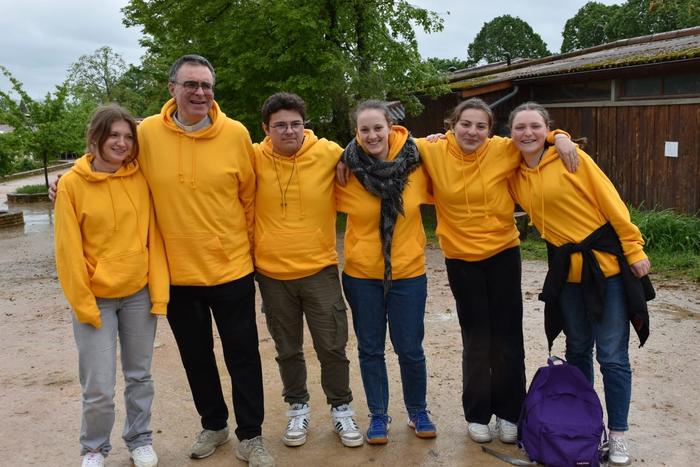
53, 53, 651, 467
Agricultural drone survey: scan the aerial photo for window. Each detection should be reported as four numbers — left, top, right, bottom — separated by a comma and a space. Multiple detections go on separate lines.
532, 81, 611, 103
620, 73, 700, 99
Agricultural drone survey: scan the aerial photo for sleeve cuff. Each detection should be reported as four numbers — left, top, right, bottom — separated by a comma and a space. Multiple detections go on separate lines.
150, 302, 168, 315
546, 129, 571, 144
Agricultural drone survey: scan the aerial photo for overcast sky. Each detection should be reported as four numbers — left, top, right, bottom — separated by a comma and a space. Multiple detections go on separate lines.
0, 0, 623, 99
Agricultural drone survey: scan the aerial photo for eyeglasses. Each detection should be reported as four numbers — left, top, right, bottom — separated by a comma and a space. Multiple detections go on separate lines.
270, 122, 304, 132
172, 80, 214, 93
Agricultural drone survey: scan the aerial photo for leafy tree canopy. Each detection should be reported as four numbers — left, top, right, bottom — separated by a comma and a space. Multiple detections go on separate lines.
122, 0, 449, 142
607, 0, 700, 40
425, 57, 470, 73
467, 15, 550, 66
561, 0, 700, 53
561, 2, 621, 53
0, 67, 90, 183
66, 46, 157, 117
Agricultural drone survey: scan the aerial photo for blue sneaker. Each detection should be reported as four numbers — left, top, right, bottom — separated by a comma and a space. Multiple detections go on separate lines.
408, 410, 437, 438
366, 413, 391, 445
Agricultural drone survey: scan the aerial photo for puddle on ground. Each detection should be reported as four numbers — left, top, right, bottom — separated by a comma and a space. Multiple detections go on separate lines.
653, 302, 700, 321
0, 201, 53, 236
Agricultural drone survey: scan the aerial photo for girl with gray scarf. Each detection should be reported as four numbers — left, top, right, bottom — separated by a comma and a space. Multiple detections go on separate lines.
336, 100, 436, 445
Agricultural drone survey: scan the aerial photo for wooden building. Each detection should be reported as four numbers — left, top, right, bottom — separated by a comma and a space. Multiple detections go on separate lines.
405, 27, 700, 214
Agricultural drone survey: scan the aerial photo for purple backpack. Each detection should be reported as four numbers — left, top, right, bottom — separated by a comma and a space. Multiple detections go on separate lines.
518, 357, 606, 467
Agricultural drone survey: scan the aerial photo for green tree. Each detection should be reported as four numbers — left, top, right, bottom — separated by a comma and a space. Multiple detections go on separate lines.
467, 15, 550, 65
67, 46, 128, 104
561, 2, 622, 53
425, 57, 470, 73
122, 0, 448, 142
0, 67, 90, 185
607, 0, 700, 40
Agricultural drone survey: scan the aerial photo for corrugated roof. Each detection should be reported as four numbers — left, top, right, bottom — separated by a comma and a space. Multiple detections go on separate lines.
449, 26, 700, 91
0, 124, 14, 133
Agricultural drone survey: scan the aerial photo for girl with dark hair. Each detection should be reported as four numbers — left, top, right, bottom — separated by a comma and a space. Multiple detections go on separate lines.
415, 98, 578, 445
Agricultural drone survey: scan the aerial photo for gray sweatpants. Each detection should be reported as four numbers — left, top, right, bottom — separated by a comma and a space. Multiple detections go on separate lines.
72, 286, 157, 456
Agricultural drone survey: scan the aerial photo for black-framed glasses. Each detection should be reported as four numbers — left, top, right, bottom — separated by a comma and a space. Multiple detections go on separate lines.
172, 80, 214, 93
270, 121, 304, 132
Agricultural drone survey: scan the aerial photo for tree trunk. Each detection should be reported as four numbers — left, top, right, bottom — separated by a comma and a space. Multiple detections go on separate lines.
43, 152, 49, 189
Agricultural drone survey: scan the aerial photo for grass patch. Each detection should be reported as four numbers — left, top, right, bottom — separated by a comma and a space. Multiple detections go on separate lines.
520, 207, 700, 281
520, 237, 548, 261
15, 184, 48, 194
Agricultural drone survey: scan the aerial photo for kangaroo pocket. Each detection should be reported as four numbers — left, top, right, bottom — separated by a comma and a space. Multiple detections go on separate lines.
164, 234, 232, 284
256, 229, 334, 275
344, 238, 383, 278
90, 249, 148, 298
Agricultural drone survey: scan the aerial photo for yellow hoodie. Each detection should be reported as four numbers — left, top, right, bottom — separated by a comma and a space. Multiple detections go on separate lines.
509, 147, 647, 282
337, 125, 432, 279
253, 130, 343, 280
54, 154, 169, 328
416, 133, 521, 261
137, 99, 256, 286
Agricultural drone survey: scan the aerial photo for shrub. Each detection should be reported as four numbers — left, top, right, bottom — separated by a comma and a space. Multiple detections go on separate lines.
630, 207, 700, 254
15, 184, 48, 194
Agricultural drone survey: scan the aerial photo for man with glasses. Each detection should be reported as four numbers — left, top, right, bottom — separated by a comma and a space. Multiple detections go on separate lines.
253, 93, 363, 449
137, 55, 274, 466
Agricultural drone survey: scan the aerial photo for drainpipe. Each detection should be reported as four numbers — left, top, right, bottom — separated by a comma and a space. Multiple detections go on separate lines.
488, 85, 519, 110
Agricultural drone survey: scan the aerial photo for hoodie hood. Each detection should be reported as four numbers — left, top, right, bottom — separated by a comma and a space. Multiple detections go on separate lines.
356, 124, 409, 161
72, 154, 140, 182
445, 130, 490, 161
159, 98, 225, 139
518, 146, 559, 240
444, 130, 492, 216
260, 128, 319, 159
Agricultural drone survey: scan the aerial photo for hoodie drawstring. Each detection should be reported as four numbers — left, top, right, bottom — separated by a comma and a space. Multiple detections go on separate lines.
106, 178, 118, 231
177, 134, 198, 188
460, 155, 472, 214
120, 178, 146, 250
525, 165, 547, 240
272, 152, 298, 219
177, 135, 185, 184
190, 137, 197, 189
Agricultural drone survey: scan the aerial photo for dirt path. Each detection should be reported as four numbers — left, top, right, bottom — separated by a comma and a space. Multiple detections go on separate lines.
1, 177, 698, 466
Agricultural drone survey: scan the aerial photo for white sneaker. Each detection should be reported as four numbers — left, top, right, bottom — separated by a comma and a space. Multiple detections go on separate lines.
467, 422, 492, 443
130, 445, 158, 467
189, 427, 231, 459
331, 404, 364, 447
283, 403, 310, 447
495, 417, 518, 444
81, 452, 104, 467
609, 435, 631, 466
235, 436, 275, 467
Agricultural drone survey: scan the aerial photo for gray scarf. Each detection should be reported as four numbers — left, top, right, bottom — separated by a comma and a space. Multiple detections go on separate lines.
342, 136, 421, 295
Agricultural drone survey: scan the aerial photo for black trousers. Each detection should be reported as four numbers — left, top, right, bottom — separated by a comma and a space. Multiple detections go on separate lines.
445, 247, 526, 424
167, 273, 264, 440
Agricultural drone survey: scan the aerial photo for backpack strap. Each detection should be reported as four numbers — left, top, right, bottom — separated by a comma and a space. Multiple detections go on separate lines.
481, 446, 539, 466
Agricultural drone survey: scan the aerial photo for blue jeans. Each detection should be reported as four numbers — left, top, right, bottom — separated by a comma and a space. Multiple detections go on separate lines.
342, 273, 428, 417
559, 275, 631, 431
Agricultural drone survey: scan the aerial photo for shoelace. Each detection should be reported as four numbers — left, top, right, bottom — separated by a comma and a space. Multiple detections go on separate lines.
369, 414, 390, 432
131, 446, 154, 459
610, 437, 629, 455
335, 413, 359, 432
248, 437, 270, 458
84, 453, 103, 466
412, 411, 432, 428
287, 413, 309, 432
